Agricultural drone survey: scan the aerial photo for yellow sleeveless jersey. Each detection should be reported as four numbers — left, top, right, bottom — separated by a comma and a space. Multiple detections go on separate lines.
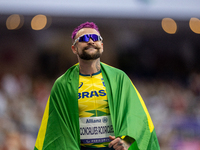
78, 70, 114, 148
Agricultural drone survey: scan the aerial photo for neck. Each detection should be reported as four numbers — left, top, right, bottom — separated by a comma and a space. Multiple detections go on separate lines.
78, 58, 101, 75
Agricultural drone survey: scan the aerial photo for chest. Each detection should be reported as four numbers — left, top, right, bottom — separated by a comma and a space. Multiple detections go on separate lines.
78, 73, 109, 117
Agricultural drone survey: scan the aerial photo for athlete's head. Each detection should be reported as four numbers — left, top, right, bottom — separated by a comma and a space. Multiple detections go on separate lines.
71, 22, 103, 60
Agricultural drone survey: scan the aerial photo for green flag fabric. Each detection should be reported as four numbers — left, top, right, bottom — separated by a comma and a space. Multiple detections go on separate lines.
34, 62, 160, 150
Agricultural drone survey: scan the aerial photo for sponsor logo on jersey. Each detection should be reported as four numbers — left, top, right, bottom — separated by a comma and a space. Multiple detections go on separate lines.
101, 78, 105, 87
79, 82, 83, 89
102, 117, 108, 123
86, 119, 101, 123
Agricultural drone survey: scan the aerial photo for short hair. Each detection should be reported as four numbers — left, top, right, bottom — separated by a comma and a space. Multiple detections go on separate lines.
71, 22, 100, 40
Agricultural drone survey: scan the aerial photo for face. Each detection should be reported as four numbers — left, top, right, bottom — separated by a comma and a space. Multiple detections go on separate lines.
71, 28, 103, 60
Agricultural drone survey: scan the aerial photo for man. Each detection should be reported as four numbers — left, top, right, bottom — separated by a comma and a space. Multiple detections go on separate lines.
34, 22, 160, 150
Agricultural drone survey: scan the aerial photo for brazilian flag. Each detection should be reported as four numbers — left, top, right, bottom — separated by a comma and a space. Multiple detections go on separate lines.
34, 63, 160, 150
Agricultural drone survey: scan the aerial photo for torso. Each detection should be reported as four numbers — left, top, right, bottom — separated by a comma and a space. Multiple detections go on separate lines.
78, 70, 114, 148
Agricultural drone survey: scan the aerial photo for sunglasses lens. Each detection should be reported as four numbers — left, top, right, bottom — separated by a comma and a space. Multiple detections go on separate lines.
90, 34, 99, 41
79, 35, 90, 42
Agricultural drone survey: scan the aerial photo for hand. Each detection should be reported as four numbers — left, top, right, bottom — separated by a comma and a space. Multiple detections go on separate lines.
108, 136, 129, 150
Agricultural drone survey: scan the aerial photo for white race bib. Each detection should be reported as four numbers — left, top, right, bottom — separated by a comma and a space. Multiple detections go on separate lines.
79, 116, 115, 144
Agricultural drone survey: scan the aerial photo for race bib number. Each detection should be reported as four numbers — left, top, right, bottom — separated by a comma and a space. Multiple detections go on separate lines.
79, 116, 115, 144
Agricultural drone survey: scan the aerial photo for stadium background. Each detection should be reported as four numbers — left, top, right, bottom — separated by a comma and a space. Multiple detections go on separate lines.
0, 0, 200, 149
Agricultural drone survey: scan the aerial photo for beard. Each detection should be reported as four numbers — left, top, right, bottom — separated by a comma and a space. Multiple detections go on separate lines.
77, 45, 102, 60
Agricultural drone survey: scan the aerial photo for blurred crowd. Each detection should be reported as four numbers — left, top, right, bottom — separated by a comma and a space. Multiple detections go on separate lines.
0, 71, 200, 150
132, 73, 200, 150
0, 73, 52, 150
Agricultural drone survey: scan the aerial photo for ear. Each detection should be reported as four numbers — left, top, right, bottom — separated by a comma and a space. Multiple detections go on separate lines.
101, 42, 104, 52
71, 45, 77, 54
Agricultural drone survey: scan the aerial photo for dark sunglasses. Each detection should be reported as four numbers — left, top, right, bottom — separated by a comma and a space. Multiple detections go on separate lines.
73, 34, 103, 45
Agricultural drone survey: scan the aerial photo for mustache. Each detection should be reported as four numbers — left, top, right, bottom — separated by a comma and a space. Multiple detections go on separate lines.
83, 45, 101, 51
